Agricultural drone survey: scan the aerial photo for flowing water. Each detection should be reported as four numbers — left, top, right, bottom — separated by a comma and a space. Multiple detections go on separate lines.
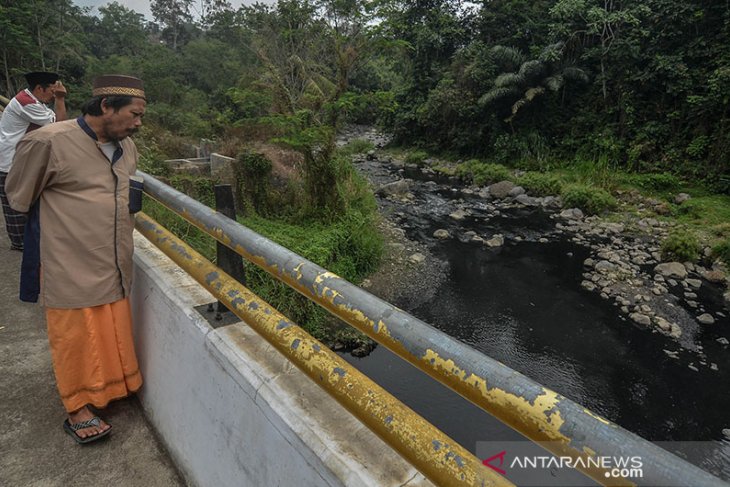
338, 158, 730, 482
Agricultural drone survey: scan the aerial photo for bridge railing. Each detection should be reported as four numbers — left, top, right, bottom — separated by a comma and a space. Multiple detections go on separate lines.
136, 170, 726, 487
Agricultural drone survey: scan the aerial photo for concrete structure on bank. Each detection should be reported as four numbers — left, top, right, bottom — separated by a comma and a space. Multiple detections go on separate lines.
131, 233, 432, 486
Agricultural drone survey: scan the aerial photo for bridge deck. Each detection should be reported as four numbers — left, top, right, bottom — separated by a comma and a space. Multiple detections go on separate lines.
0, 224, 185, 486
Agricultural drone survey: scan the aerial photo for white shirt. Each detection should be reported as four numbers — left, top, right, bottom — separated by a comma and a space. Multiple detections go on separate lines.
0, 89, 56, 173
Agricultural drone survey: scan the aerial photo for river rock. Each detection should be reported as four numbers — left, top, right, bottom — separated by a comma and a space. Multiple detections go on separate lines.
697, 313, 715, 325
602, 223, 625, 234
663, 349, 679, 359
581, 280, 597, 291
653, 202, 671, 215
630, 313, 652, 326
541, 196, 561, 208
508, 186, 525, 197
654, 316, 672, 332
449, 209, 468, 220
485, 234, 505, 248
376, 179, 410, 197
669, 323, 682, 338
654, 262, 687, 280
559, 208, 584, 220
408, 253, 426, 264
487, 181, 515, 199
595, 260, 617, 272
433, 229, 451, 239
514, 194, 539, 206
366, 150, 377, 160
701, 269, 726, 283
674, 193, 691, 204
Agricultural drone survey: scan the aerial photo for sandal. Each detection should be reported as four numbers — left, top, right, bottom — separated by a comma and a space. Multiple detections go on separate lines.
63, 416, 112, 444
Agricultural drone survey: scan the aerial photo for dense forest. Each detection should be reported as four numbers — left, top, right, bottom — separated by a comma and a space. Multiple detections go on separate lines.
2, 0, 729, 189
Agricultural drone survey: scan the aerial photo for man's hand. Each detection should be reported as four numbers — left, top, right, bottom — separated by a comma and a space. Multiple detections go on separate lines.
52, 81, 67, 99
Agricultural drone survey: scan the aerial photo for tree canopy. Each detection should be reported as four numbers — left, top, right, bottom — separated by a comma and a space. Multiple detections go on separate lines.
1, 0, 727, 189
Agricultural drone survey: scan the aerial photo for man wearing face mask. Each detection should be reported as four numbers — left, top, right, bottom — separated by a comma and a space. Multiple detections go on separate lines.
5, 75, 146, 445
0, 71, 67, 251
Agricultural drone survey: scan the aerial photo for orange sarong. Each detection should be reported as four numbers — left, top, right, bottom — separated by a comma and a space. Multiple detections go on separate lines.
45, 297, 142, 413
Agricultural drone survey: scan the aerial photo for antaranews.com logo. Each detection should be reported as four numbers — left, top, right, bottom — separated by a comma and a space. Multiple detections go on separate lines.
477, 441, 650, 487
482, 448, 643, 483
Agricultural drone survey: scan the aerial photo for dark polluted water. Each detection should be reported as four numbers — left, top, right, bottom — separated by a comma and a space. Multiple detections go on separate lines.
338, 225, 730, 482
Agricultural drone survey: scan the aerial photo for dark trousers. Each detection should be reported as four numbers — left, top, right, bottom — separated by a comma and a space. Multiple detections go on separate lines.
0, 171, 26, 250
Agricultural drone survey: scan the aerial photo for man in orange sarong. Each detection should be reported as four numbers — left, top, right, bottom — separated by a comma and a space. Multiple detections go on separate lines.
6, 75, 147, 444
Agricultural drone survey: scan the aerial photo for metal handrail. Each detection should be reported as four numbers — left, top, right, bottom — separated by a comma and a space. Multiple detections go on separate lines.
138, 170, 727, 487
135, 212, 510, 487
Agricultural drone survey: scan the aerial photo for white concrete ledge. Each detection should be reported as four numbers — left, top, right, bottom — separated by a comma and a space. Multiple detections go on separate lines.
130, 232, 433, 487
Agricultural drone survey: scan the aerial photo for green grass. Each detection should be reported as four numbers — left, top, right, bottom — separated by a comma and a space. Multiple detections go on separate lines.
661, 229, 701, 262
455, 160, 512, 186
338, 138, 374, 156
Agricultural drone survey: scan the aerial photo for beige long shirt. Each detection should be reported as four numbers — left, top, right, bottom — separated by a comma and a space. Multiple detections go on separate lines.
6, 118, 138, 308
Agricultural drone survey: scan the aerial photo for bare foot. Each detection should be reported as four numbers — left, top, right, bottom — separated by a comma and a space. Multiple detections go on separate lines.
68, 406, 110, 439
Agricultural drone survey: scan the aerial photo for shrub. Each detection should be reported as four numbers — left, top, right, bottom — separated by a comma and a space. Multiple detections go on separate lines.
712, 238, 730, 265
405, 150, 428, 165
339, 138, 375, 155
661, 230, 701, 262
629, 172, 681, 192
455, 159, 512, 186
516, 172, 563, 196
561, 184, 617, 215
235, 150, 273, 214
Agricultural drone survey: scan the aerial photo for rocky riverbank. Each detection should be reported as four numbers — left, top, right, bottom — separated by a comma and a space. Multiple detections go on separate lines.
338, 125, 730, 367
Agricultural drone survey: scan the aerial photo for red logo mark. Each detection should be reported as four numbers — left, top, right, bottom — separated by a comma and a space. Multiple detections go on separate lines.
483, 450, 507, 475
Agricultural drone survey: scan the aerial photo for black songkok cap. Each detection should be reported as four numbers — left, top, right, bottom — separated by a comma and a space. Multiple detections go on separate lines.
92, 74, 145, 100
25, 71, 59, 87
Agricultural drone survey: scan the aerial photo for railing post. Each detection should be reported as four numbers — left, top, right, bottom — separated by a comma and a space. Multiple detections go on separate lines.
214, 184, 246, 317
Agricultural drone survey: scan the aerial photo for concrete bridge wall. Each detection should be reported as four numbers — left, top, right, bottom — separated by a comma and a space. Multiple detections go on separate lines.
129, 232, 432, 487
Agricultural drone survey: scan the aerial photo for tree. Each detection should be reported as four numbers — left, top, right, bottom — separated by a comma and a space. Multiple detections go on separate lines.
481, 43, 588, 126
151, 0, 193, 49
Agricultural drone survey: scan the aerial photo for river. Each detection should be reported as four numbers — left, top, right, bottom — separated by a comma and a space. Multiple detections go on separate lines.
338, 153, 730, 483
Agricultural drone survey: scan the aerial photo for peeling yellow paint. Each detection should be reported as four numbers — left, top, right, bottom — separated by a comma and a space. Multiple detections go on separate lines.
136, 213, 511, 487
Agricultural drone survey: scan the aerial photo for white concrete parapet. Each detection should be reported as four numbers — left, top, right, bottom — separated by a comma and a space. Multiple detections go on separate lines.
130, 231, 432, 487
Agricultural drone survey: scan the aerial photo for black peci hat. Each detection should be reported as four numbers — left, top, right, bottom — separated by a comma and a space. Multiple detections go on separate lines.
92, 74, 145, 100
25, 71, 60, 88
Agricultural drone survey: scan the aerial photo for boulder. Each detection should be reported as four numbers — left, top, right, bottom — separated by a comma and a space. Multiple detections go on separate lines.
559, 208, 584, 220
508, 186, 526, 197
630, 313, 652, 326
485, 234, 505, 248
514, 194, 539, 206
433, 229, 451, 239
487, 181, 515, 199
408, 253, 426, 264
376, 179, 410, 197
697, 313, 715, 325
674, 193, 691, 204
449, 209, 469, 220
654, 262, 687, 280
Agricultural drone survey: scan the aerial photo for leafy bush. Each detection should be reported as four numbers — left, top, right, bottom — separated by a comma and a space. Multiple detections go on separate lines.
405, 150, 428, 165
516, 172, 563, 196
712, 238, 730, 265
561, 184, 617, 215
455, 159, 512, 186
661, 230, 701, 262
235, 150, 273, 214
